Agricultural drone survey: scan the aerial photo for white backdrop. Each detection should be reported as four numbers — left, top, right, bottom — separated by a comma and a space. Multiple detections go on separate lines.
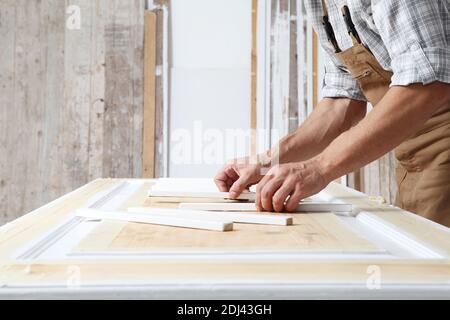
169, 0, 252, 177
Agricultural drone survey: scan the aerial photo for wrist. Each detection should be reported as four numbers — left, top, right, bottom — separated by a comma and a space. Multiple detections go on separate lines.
313, 153, 339, 183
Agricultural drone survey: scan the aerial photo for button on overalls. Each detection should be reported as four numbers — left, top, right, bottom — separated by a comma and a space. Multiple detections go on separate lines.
321, 1, 450, 227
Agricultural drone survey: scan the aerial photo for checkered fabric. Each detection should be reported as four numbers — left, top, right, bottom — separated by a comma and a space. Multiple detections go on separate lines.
304, 0, 450, 101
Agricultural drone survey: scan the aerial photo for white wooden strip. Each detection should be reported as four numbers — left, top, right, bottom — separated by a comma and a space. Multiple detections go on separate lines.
148, 190, 256, 201
127, 207, 293, 226
76, 208, 233, 232
178, 202, 353, 214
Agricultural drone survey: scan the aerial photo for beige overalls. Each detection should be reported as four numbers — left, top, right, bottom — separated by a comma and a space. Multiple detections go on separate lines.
321, 1, 450, 227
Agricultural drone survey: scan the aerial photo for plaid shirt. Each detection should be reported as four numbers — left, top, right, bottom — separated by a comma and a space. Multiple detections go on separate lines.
304, 0, 450, 101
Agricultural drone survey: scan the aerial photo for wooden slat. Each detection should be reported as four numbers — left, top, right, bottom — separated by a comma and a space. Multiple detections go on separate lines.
148, 190, 257, 201
76, 208, 234, 232
127, 207, 293, 226
178, 201, 353, 214
143, 11, 157, 178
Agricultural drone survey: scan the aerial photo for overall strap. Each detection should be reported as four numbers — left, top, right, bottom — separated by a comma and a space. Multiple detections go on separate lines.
321, 0, 341, 53
321, 0, 362, 51
341, 5, 362, 45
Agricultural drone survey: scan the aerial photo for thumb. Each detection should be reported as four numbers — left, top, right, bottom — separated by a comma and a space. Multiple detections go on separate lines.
229, 174, 251, 199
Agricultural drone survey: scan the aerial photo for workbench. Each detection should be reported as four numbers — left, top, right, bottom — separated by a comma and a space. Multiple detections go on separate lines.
0, 179, 449, 299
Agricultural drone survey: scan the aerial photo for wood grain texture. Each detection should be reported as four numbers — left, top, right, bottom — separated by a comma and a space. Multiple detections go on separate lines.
2, 260, 450, 287
75, 213, 379, 253
77, 208, 234, 232
0, 0, 146, 225
143, 11, 157, 178
0, 0, 17, 223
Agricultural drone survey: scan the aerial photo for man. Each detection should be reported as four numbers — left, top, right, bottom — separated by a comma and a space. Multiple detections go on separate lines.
214, 0, 450, 226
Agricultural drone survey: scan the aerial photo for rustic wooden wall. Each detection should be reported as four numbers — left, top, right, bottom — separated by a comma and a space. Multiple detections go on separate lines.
0, 0, 146, 225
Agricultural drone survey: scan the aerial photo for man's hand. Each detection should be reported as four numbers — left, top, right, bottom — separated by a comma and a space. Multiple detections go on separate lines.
214, 156, 265, 199
255, 159, 329, 212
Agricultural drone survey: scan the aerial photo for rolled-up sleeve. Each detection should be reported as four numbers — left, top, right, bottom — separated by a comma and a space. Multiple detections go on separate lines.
372, 0, 450, 86
322, 56, 367, 101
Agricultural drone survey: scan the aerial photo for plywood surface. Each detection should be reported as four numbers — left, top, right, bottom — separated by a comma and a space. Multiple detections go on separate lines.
74, 213, 381, 253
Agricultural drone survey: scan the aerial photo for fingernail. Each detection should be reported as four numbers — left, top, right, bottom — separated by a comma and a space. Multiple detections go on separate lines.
229, 192, 237, 199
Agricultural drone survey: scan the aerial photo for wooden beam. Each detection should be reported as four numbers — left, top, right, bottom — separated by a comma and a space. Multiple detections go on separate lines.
143, 11, 157, 178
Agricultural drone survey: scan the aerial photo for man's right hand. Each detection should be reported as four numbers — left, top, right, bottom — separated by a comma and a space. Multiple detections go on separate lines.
214, 156, 265, 199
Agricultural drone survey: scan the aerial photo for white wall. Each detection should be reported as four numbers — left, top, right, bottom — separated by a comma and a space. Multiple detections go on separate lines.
169, 0, 252, 177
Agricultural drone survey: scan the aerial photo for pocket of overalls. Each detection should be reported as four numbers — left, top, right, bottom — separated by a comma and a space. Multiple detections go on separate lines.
354, 62, 391, 105
354, 62, 391, 83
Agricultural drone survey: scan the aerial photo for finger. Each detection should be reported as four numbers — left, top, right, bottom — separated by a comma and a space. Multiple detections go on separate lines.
260, 179, 283, 212
226, 177, 234, 190
272, 179, 296, 212
214, 169, 232, 192
255, 174, 271, 211
225, 166, 239, 180
229, 173, 252, 199
285, 184, 304, 212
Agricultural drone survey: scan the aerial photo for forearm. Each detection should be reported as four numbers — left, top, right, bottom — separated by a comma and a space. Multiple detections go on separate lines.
316, 82, 450, 181
260, 97, 367, 166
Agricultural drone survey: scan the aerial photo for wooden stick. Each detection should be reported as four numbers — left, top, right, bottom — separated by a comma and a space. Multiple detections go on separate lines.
148, 190, 256, 201
127, 207, 293, 226
178, 202, 354, 214
76, 208, 233, 232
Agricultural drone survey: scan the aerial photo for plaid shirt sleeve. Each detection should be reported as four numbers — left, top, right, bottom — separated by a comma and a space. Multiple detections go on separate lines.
322, 53, 367, 101
372, 0, 450, 86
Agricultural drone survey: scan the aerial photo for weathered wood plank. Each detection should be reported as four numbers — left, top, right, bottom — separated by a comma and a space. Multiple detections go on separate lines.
103, 0, 145, 178
0, 0, 146, 225
88, 0, 108, 181
9, 0, 48, 222
39, 0, 66, 203
0, 0, 17, 224
143, 11, 157, 178
61, 0, 93, 192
